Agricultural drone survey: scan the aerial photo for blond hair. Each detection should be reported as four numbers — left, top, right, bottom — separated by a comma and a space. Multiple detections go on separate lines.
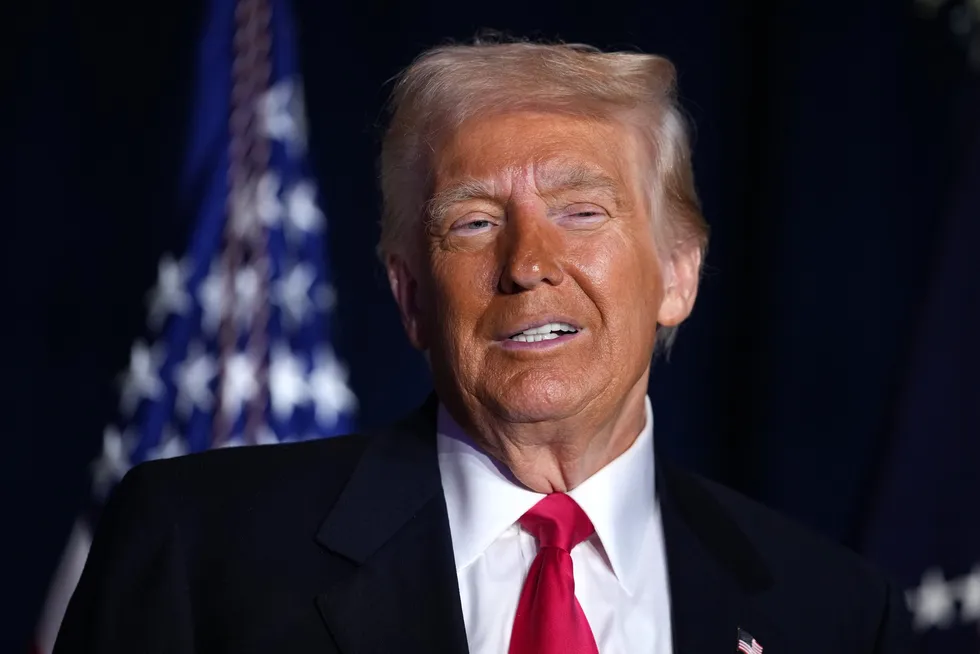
379, 37, 708, 351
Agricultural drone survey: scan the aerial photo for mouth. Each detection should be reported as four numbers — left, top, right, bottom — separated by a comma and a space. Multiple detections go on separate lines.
503, 320, 582, 343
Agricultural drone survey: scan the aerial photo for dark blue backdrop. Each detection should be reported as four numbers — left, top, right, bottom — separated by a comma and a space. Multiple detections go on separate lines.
6, 0, 977, 650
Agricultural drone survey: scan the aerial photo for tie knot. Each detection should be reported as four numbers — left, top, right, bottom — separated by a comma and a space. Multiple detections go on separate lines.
518, 493, 595, 552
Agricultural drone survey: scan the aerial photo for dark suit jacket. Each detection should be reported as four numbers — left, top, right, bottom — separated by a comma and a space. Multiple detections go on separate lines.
55, 398, 916, 653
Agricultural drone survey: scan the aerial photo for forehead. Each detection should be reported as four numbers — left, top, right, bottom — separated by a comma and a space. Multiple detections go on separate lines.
431, 111, 638, 191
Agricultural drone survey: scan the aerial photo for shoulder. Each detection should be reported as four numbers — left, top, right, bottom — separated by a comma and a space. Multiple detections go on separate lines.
132, 432, 370, 488
668, 464, 886, 586
692, 468, 876, 572
664, 465, 914, 651
96, 397, 440, 547
111, 431, 373, 526
57, 431, 391, 650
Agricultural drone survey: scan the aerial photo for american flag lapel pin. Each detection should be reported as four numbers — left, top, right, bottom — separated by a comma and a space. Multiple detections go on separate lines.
737, 627, 763, 654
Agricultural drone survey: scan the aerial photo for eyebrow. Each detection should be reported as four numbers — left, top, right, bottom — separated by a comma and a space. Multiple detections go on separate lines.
425, 179, 497, 226
426, 164, 626, 226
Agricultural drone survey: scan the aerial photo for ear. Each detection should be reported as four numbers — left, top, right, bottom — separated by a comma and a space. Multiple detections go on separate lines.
657, 240, 702, 327
385, 253, 430, 351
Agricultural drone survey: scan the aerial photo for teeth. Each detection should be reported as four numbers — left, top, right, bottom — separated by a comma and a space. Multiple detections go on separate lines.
510, 322, 579, 340
520, 322, 577, 335
510, 332, 561, 343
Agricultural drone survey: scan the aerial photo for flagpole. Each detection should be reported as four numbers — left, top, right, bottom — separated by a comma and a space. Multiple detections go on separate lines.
217, 0, 273, 447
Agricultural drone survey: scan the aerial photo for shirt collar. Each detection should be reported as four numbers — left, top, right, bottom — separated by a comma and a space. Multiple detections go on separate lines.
436, 397, 656, 596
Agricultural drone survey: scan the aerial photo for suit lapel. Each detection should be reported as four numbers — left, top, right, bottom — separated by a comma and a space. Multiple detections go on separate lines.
314, 398, 789, 654
658, 460, 785, 653
314, 397, 469, 654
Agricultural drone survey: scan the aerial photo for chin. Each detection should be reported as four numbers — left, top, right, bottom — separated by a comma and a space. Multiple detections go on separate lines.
481, 371, 591, 424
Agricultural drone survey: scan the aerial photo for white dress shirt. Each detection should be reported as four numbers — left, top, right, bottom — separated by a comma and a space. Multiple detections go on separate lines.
436, 397, 673, 654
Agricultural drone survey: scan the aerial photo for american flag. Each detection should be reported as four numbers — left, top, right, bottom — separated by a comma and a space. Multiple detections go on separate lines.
737, 627, 764, 654
33, 0, 356, 651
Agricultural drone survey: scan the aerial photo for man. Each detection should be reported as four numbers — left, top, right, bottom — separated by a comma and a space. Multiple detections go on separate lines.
55, 40, 914, 653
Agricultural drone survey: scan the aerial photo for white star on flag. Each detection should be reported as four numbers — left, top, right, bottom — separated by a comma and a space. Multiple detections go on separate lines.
255, 172, 285, 226
146, 254, 191, 330
198, 262, 265, 333
309, 348, 357, 428
274, 263, 316, 327
284, 181, 324, 240
257, 78, 308, 154
198, 261, 227, 334
958, 566, 980, 622
908, 568, 958, 630
147, 426, 188, 461
91, 426, 133, 499
232, 266, 262, 328
255, 425, 280, 445
174, 341, 217, 418
229, 184, 254, 237
221, 352, 259, 418
229, 172, 283, 237
268, 344, 308, 419
118, 340, 166, 416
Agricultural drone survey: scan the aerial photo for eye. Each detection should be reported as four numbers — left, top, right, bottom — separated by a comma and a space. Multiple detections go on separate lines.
450, 214, 497, 234
560, 204, 608, 224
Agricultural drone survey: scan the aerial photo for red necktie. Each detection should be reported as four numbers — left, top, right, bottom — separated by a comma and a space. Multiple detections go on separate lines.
508, 493, 599, 654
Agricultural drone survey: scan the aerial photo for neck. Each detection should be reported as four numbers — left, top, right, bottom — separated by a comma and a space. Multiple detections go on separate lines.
449, 374, 650, 493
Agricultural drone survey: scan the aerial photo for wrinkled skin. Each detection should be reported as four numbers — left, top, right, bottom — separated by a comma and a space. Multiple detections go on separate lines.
387, 111, 701, 491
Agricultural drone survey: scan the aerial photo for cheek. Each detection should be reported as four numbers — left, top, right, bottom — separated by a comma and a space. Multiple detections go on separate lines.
572, 234, 663, 341
428, 253, 497, 343
431, 252, 496, 311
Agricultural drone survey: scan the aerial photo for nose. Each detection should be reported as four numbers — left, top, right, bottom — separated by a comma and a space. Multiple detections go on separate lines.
498, 206, 565, 294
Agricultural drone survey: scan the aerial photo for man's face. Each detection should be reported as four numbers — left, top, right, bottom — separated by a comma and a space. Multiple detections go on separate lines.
388, 111, 697, 425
